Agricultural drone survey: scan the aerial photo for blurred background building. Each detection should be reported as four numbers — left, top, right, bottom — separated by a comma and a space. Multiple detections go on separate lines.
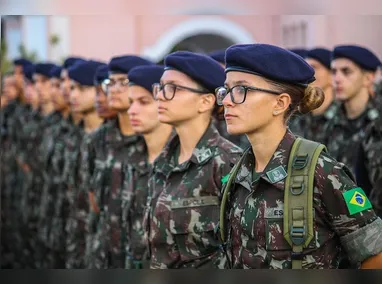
2, 15, 382, 70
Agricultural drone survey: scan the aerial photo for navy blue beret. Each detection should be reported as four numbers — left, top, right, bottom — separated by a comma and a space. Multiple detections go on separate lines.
23, 64, 35, 82
289, 48, 309, 58
34, 63, 58, 78
164, 51, 225, 93
63, 57, 86, 69
50, 65, 63, 79
208, 49, 226, 64
305, 48, 331, 69
108, 55, 153, 74
128, 65, 164, 94
94, 64, 109, 85
226, 44, 315, 86
332, 45, 381, 72
13, 58, 33, 69
68, 60, 104, 86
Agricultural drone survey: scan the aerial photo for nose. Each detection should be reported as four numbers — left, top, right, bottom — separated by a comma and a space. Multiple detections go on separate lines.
127, 102, 138, 116
222, 92, 234, 108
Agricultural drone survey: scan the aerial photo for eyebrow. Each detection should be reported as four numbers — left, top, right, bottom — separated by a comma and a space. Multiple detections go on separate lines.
224, 80, 251, 87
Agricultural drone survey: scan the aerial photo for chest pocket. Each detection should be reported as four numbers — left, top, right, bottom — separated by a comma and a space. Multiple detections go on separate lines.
169, 196, 220, 261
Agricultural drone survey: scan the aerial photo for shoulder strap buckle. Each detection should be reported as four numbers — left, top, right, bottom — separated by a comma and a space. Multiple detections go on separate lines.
292, 154, 308, 170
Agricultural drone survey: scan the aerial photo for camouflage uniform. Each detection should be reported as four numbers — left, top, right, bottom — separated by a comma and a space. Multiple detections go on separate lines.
38, 114, 75, 268
355, 117, 382, 217
221, 130, 382, 269
0, 101, 19, 268
144, 123, 242, 269
64, 121, 90, 269
326, 99, 380, 173
1, 101, 31, 267
288, 101, 338, 145
17, 109, 45, 268
87, 119, 147, 269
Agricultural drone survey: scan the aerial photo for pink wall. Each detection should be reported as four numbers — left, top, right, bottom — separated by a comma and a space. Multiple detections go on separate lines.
69, 15, 138, 62
67, 15, 382, 62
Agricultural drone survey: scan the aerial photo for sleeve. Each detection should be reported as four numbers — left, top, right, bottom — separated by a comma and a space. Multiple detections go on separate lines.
318, 154, 382, 265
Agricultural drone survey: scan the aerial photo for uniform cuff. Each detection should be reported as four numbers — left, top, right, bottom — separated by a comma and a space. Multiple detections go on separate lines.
340, 218, 382, 264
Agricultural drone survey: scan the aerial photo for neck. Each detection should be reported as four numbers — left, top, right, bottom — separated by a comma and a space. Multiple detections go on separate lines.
312, 86, 333, 116
32, 104, 39, 111
247, 122, 287, 172
344, 89, 369, 120
118, 112, 135, 136
60, 106, 71, 119
83, 110, 104, 133
144, 124, 173, 164
41, 103, 55, 116
175, 116, 210, 164
71, 112, 84, 125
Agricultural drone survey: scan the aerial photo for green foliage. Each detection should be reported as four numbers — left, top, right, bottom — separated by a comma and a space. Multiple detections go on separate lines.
1, 40, 13, 74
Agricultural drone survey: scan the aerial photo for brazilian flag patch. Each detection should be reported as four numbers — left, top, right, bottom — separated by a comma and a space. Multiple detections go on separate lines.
342, 187, 372, 215
221, 174, 230, 185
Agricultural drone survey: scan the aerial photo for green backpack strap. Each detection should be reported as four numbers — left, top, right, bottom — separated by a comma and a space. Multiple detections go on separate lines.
219, 148, 251, 243
283, 137, 327, 269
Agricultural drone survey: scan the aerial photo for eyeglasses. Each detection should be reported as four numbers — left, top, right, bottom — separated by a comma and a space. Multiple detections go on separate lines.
152, 83, 210, 101
215, 85, 281, 106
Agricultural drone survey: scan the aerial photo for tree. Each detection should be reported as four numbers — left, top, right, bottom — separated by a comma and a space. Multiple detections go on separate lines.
1, 40, 13, 74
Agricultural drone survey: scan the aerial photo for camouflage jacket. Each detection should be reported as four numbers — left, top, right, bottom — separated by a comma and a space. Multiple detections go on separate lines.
325, 99, 380, 172
47, 116, 78, 251
355, 118, 382, 216
222, 130, 382, 269
64, 121, 88, 269
145, 123, 242, 269
288, 101, 338, 145
86, 119, 147, 269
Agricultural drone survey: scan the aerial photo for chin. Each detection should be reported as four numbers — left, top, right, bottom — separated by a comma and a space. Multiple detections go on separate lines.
226, 124, 247, 136
158, 114, 173, 125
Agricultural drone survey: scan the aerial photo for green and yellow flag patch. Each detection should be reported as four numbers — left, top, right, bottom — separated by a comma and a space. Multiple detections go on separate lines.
343, 187, 372, 215
221, 174, 230, 185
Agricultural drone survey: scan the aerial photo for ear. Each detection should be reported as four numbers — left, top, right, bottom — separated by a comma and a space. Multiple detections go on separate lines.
198, 93, 216, 113
272, 93, 291, 116
363, 71, 375, 88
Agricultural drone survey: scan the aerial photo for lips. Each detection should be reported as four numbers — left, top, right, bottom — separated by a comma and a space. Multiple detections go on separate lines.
130, 119, 141, 126
224, 113, 237, 119
158, 106, 167, 113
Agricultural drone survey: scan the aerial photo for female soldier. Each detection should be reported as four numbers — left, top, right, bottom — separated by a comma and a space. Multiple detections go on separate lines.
145, 51, 242, 269
217, 43, 382, 269
123, 64, 172, 269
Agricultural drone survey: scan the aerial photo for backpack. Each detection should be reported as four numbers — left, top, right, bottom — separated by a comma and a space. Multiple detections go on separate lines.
219, 137, 327, 269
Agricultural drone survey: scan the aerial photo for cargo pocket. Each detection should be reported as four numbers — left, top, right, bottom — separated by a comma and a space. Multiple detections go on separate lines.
169, 196, 220, 262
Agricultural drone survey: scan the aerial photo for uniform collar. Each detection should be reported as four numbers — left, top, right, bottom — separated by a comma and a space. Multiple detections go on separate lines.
235, 130, 296, 192
336, 97, 380, 125
154, 123, 221, 175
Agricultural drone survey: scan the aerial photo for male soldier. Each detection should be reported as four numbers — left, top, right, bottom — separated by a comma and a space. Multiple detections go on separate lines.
208, 49, 250, 149
84, 63, 118, 268
87, 55, 152, 269
61, 57, 87, 125
0, 73, 19, 268
327, 45, 381, 173
39, 64, 78, 268
289, 48, 337, 144
12, 58, 33, 89
64, 60, 105, 269
29, 63, 62, 267
2, 69, 32, 267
